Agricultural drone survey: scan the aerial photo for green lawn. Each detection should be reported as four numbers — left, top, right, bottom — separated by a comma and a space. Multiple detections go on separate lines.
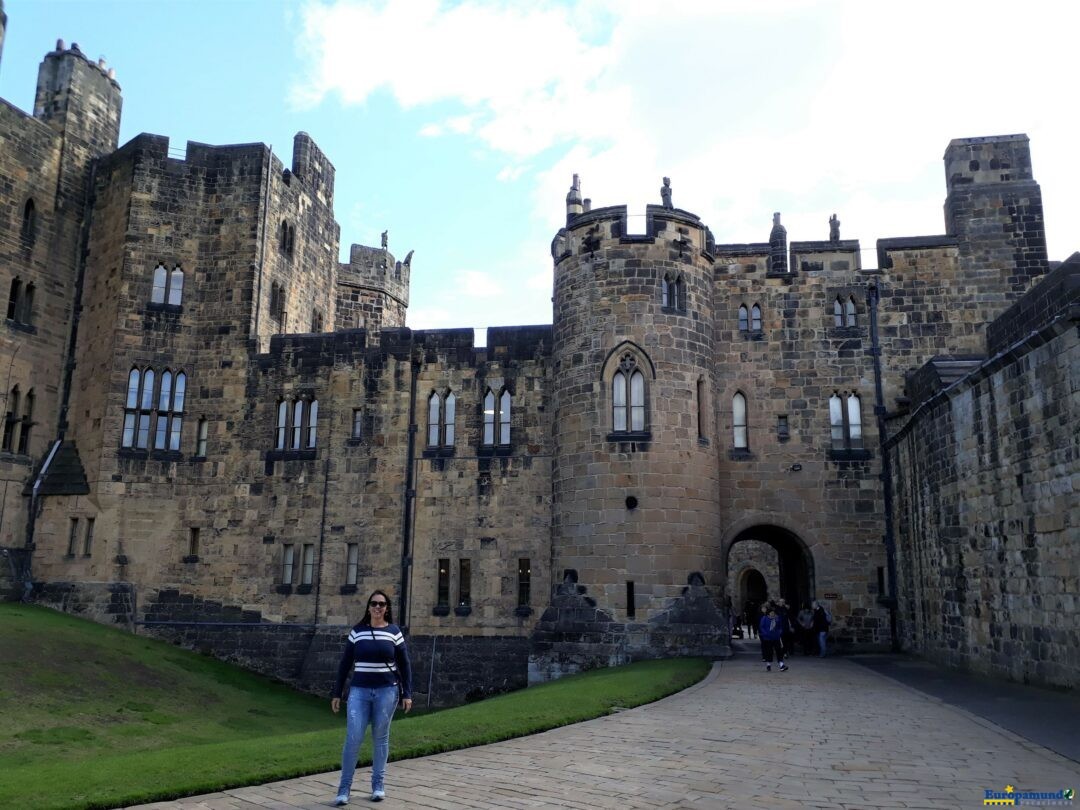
0, 604, 709, 810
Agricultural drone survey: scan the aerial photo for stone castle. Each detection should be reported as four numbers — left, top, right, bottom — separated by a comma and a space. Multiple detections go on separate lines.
1, 10, 1076, 702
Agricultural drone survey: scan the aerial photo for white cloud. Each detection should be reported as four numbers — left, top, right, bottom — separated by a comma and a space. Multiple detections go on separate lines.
297, 0, 1080, 302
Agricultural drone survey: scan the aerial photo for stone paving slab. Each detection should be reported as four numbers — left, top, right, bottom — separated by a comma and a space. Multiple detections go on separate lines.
130, 655, 1080, 809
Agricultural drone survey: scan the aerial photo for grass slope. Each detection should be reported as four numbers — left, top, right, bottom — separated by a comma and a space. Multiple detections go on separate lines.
0, 604, 709, 810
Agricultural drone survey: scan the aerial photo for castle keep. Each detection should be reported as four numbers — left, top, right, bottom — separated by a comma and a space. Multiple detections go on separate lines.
2, 15, 1076, 702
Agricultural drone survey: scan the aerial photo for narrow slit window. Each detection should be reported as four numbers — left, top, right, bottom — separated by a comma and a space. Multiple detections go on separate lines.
733, 392, 748, 449
291, 400, 304, 449
307, 399, 318, 448
352, 409, 363, 439
281, 544, 295, 584
345, 543, 359, 586
437, 558, 450, 607
626, 580, 636, 619
444, 392, 456, 446
188, 527, 200, 557
196, 418, 208, 457
517, 558, 531, 606
499, 390, 511, 445
427, 393, 441, 447
83, 518, 95, 556
458, 559, 472, 607
276, 400, 288, 449
67, 518, 79, 556
301, 543, 315, 585
483, 389, 496, 446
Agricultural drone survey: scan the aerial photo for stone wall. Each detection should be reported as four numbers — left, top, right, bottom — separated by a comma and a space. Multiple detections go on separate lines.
887, 258, 1079, 688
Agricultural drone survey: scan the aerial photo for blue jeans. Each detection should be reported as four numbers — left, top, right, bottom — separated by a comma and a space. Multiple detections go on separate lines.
818, 631, 828, 657
337, 685, 398, 796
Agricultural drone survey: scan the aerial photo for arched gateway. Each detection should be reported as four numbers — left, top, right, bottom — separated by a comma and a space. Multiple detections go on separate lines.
723, 525, 815, 610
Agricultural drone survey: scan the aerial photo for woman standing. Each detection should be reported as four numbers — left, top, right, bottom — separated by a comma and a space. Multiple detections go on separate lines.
331, 589, 413, 805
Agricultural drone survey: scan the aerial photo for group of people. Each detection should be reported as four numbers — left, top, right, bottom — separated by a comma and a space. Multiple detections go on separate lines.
740, 597, 832, 671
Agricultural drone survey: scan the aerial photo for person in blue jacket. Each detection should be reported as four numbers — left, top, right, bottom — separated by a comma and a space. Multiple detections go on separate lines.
331, 589, 413, 805
759, 603, 788, 672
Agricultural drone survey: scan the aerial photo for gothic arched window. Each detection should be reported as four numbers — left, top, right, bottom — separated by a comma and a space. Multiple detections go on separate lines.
427, 390, 455, 448
845, 296, 857, 327
612, 355, 646, 433
738, 304, 749, 332
830, 391, 863, 451
750, 304, 762, 332
833, 298, 844, 328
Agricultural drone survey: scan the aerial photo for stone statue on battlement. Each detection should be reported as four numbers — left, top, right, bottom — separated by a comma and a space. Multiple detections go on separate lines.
661, 177, 673, 209
381, 230, 388, 249
829, 213, 840, 242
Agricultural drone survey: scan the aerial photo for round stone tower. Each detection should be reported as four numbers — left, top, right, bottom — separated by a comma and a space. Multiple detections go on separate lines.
530, 178, 729, 682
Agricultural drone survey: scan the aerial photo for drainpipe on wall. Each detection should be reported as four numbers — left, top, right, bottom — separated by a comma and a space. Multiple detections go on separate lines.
867, 281, 900, 651
399, 351, 419, 630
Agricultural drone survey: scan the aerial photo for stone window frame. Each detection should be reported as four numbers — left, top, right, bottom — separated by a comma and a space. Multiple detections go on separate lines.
274, 394, 318, 451
696, 377, 709, 445
269, 282, 287, 326
83, 517, 95, 557
344, 542, 360, 587
300, 543, 315, 587
732, 391, 749, 450
149, 262, 184, 309
433, 557, 451, 615
516, 558, 532, 616
738, 302, 764, 339
602, 341, 654, 443
6, 276, 36, 327
66, 517, 79, 557
279, 220, 296, 258
481, 386, 512, 450
311, 308, 324, 333
279, 543, 296, 593
456, 558, 472, 616
20, 198, 37, 248
425, 389, 456, 454
122, 366, 188, 454
832, 295, 859, 328
2, 385, 34, 455
151, 369, 187, 452
829, 390, 870, 460
195, 417, 208, 458
661, 272, 686, 313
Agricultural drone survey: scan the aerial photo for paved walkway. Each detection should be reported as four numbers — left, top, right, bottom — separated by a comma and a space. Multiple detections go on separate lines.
132, 653, 1080, 809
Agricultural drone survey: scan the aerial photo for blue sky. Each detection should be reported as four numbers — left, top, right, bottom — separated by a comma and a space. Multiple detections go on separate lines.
2, 1, 1076, 340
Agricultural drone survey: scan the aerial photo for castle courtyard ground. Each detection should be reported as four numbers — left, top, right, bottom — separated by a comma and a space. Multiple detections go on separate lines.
131, 649, 1080, 810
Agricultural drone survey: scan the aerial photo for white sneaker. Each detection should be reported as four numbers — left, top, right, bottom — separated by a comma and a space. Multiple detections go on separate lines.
779, 662, 788, 672
371, 789, 385, 802
765, 663, 771, 672
334, 796, 349, 807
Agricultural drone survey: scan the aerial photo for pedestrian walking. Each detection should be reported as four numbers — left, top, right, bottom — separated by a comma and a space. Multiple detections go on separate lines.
759, 603, 788, 672
744, 601, 758, 638
813, 600, 832, 658
776, 598, 795, 657
331, 589, 413, 805
797, 603, 815, 655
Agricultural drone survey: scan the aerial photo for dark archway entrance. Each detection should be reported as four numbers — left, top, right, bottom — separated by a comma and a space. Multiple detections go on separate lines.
739, 568, 768, 609
726, 525, 814, 610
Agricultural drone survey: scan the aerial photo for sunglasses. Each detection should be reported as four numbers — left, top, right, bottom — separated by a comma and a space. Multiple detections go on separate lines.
368, 601, 388, 608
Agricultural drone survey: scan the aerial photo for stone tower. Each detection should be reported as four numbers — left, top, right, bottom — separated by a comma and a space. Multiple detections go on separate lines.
531, 180, 728, 681
944, 134, 1049, 293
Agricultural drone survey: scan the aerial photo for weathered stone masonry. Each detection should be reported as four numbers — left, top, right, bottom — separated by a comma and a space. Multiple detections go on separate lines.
1, 10, 1075, 700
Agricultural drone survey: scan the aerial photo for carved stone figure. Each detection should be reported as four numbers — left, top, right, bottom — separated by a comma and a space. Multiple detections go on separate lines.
661, 177, 673, 209
380, 230, 388, 249
829, 213, 840, 242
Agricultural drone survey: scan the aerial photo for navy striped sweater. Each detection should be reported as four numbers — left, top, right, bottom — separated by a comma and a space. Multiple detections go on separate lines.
333, 622, 413, 699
